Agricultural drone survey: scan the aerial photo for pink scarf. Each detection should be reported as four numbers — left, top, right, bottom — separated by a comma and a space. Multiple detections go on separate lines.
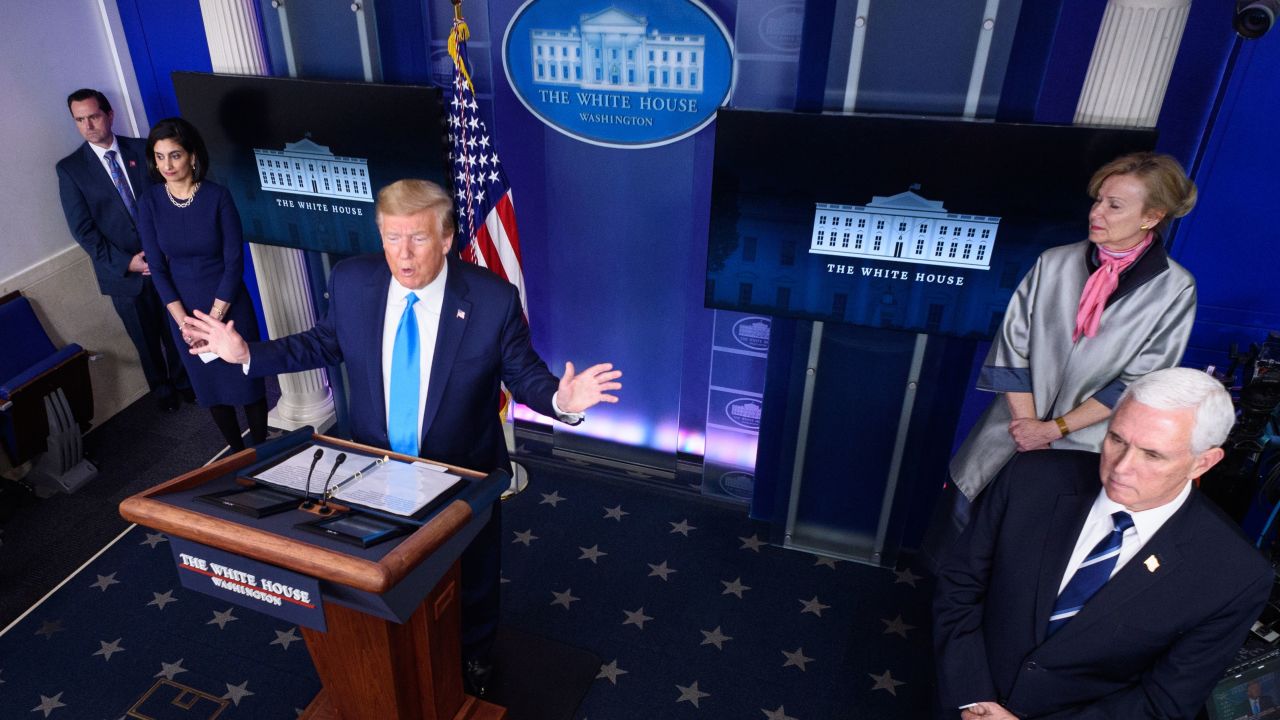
1073, 233, 1153, 342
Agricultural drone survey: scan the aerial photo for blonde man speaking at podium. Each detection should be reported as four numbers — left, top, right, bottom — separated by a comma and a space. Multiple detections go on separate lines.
186, 178, 621, 697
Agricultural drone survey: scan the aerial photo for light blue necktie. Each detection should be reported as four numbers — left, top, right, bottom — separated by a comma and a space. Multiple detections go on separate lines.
1047, 510, 1134, 636
388, 292, 421, 456
104, 150, 137, 220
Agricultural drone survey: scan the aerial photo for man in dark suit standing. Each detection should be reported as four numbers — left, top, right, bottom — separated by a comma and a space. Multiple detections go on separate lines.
935, 367, 1273, 719
186, 179, 622, 695
56, 88, 187, 411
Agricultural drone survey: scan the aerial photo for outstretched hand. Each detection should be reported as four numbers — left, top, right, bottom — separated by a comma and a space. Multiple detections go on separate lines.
557, 361, 622, 414
183, 309, 250, 364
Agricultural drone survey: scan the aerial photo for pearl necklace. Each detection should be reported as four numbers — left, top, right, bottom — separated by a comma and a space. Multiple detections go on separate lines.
166, 182, 201, 208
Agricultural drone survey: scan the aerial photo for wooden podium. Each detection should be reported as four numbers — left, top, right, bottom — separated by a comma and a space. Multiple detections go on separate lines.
119, 431, 508, 720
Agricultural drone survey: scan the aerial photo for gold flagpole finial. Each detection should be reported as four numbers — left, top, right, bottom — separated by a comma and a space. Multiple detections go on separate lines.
452, 0, 463, 21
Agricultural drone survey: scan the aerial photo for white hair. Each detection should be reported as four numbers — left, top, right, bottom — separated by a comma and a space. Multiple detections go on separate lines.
1117, 368, 1236, 453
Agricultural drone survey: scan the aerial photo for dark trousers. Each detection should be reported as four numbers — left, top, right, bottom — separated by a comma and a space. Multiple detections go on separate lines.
460, 499, 502, 660
109, 278, 188, 397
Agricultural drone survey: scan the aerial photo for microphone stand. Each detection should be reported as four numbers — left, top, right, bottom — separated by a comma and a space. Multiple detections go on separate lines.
299, 448, 325, 510
317, 452, 347, 515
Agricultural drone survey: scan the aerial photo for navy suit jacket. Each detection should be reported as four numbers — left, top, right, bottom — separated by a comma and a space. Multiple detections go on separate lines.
935, 450, 1273, 719
56, 136, 154, 297
250, 254, 560, 472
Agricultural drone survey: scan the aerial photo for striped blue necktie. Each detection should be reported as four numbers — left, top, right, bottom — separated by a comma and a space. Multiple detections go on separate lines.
1047, 510, 1134, 636
104, 150, 137, 220
387, 292, 420, 457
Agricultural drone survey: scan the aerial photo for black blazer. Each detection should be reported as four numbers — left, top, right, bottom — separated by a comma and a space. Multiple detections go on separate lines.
935, 450, 1273, 719
249, 254, 561, 472
56, 136, 154, 297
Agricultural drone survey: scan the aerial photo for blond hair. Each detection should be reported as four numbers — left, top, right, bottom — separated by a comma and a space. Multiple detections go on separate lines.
1087, 152, 1197, 234
375, 179, 455, 237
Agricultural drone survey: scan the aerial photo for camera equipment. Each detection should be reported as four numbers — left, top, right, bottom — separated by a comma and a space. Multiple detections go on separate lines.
1200, 331, 1280, 524
1236, 0, 1279, 39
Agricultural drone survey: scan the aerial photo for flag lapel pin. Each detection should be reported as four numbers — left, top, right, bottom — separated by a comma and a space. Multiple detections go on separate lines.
1143, 555, 1160, 573
456, 309, 466, 320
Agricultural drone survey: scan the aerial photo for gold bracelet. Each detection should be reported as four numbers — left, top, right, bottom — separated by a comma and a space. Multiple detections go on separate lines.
1053, 417, 1070, 437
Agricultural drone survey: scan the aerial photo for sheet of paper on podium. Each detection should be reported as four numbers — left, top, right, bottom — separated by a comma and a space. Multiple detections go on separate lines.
251, 444, 464, 517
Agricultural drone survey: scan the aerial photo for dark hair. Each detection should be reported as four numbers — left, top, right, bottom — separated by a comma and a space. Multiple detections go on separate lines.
67, 88, 111, 114
145, 117, 210, 183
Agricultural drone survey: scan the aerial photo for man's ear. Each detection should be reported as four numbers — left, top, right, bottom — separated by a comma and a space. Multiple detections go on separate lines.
1189, 446, 1225, 482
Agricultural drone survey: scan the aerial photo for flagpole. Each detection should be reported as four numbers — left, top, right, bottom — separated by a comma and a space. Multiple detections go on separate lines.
448, 0, 530, 500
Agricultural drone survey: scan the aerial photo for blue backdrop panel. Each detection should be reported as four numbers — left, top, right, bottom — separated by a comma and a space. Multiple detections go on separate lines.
1168, 33, 1280, 370
116, 0, 212, 122
478, 0, 739, 462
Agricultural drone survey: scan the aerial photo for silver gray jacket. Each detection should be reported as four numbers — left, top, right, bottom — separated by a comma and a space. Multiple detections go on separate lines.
949, 239, 1196, 500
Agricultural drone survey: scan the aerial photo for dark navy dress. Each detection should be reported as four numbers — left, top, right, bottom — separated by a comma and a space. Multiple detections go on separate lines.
137, 181, 265, 407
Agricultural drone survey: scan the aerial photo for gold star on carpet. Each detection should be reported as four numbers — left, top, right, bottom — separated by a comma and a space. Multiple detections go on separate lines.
700, 626, 732, 649
720, 577, 751, 598
622, 607, 653, 629
869, 669, 905, 696
676, 680, 710, 708
596, 659, 628, 685
669, 519, 697, 536
881, 614, 916, 638
781, 647, 814, 671
551, 588, 579, 609
648, 560, 676, 580
799, 596, 831, 617
579, 544, 608, 564
893, 567, 922, 587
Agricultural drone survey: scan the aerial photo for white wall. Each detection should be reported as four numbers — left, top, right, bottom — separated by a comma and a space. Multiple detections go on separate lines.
0, 1, 154, 425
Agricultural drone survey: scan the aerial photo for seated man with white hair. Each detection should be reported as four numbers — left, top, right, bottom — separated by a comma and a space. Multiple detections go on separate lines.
935, 367, 1274, 719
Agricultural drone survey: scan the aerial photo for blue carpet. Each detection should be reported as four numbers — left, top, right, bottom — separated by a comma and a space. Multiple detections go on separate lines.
0, 461, 937, 719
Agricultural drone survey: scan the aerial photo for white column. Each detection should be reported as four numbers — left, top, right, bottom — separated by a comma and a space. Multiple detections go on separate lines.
198, 0, 336, 431
1074, 0, 1192, 127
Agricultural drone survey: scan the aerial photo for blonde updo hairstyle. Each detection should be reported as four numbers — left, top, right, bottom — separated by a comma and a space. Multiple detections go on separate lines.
1087, 152, 1197, 235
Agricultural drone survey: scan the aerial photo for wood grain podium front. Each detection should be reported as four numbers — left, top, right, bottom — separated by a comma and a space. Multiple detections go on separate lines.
119, 431, 507, 720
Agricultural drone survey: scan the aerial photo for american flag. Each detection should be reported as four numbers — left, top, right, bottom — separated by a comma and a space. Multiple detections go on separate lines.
447, 17, 527, 318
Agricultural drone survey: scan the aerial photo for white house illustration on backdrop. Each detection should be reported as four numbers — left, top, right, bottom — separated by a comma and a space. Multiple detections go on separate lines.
254, 137, 373, 202
809, 189, 1000, 270
530, 7, 705, 93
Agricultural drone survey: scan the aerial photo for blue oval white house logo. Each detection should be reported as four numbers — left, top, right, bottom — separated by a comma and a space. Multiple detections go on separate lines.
724, 397, 762, 431
718, 471, 755, 500
502, 0, 736, 149
731, 316, 771, 351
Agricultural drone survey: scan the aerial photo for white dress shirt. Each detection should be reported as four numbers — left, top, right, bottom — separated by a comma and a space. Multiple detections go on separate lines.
1057, 479, 1193, 595
382, 266, 447, 443
88, 137, 136, 197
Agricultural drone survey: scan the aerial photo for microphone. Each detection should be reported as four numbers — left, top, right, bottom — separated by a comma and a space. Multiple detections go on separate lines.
300, 448, 324, 509
318, 452, 347, 514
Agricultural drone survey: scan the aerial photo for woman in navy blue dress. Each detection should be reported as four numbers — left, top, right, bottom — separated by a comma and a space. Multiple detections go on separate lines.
137, 118, 267, 451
